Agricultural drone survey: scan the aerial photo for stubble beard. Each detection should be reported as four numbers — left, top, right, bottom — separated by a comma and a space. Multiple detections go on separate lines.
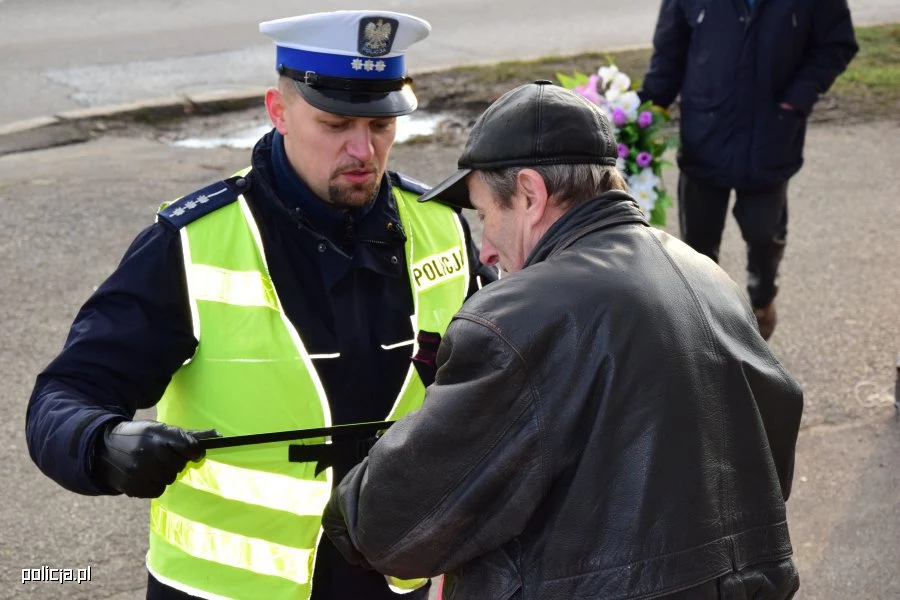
327, 161, 381, 209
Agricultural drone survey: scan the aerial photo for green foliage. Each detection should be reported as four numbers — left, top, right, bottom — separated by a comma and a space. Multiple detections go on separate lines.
555, 71, 591, 89
833, 24, 900, 99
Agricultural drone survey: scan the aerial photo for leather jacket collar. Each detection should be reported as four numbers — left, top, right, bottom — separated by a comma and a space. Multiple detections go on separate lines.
525, 191, 648, 268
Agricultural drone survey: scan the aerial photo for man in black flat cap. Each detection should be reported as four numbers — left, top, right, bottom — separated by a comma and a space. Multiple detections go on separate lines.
324, 81, 805, 599
26, 9, 494, 600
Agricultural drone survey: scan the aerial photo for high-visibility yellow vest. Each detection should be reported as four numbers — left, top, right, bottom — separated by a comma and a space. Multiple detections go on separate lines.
146, 168, 469, 600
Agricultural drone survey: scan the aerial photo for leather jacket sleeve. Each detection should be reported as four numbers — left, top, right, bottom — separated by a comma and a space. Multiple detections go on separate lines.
324, 313, 547, 580
743, 356, 804, 501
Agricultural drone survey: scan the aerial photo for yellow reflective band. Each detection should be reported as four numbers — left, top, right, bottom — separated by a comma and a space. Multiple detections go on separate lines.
150, 504, 312, 585
410, 248, 467, 292
386, 575, 430, 593
187, 264, 277, 309
145, 565, 236, 600
178, 460, 332, 517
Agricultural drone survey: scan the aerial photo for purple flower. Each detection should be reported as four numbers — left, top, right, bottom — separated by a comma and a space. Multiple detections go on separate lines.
638, 110, 653, 128
612, 107, 628, 127
636, 151, 653, 168
574, 74, 602, 105
617, 143, 630, 159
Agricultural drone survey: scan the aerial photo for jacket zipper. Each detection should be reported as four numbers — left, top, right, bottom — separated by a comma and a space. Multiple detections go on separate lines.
357, 238, 393, 247
288, 207, 353, 260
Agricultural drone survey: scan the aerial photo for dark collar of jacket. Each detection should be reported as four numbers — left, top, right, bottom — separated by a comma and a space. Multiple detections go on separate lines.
269, 129, 388, 243
524, 190, 648, 268
249, 130, 409, 288
251, 130, 406, 250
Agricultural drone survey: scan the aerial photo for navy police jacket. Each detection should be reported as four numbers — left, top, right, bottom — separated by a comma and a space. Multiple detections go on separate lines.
25, 130, 495, 600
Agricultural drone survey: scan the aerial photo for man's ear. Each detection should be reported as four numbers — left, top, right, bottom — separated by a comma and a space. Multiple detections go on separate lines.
516, 169, 550, 223
265, 87, 289, 134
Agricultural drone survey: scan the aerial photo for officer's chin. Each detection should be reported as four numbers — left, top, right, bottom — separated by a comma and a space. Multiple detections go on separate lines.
327, 180, 380, 209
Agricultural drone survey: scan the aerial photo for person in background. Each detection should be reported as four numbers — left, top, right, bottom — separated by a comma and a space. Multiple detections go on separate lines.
26, 10, 494, 600
638, 0, 858, 339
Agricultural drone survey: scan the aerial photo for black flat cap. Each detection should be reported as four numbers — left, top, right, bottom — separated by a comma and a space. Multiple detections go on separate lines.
418, 80, 619, 209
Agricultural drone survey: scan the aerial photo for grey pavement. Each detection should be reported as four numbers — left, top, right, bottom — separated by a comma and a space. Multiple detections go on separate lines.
0, 117, 898, 598
3, 0, 900, 128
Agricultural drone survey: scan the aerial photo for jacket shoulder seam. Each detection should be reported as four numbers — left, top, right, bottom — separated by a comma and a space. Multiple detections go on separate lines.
453, 312, 552, 497
365, 313, 548, 565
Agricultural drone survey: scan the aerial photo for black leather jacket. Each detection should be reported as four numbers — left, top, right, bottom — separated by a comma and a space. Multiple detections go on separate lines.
325, 191, 804, 599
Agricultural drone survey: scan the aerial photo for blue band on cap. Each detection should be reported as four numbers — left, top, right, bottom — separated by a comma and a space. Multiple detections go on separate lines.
276, 46, 405, 80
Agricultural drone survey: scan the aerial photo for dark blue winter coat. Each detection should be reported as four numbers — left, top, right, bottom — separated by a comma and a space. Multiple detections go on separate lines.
640, 0, 858, 189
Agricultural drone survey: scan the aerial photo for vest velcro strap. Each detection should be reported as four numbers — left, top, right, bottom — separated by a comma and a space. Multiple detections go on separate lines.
288, 438, 378, 476
150, 503, 313, 585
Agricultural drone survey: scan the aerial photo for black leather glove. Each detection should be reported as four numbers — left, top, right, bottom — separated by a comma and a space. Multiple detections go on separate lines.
95, 420, 213, 498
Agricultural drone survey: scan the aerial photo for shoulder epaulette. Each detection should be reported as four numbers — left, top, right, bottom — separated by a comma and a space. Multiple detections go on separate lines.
157, 173, 250, 230
390, 171, 431, 197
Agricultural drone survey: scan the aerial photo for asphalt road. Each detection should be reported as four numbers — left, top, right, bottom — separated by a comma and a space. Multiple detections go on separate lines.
0, 117, 898, 598
3, 0, 900, 127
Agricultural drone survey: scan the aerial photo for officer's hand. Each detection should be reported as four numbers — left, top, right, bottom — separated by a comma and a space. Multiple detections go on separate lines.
95, 420, 211, 498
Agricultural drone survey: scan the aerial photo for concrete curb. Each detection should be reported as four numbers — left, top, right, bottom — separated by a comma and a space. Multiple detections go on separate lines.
0, 41, 663, 157
0, 87, 267, 157
0, 43, 659, 158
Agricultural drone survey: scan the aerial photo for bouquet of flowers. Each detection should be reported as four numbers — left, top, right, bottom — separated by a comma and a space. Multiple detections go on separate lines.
557, 63, 678, 226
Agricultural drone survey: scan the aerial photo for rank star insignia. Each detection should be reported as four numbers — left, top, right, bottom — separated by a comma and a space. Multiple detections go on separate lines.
363, 60, 375, 72
195, 195, 210, 204
374, 60, 386, 72
172, 207, 186, 217
351, 58, 364, 71
185, 200, 197, 209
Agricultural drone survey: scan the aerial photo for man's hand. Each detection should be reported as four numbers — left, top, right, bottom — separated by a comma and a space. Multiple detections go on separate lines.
95, 420, 211, 498
322, 488, 373, 570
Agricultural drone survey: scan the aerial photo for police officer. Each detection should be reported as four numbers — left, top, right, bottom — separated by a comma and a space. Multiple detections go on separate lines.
25, 10, 495, 600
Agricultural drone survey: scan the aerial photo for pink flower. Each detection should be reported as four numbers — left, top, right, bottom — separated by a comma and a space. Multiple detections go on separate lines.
638, 110, 653, 128
574, 74, 602, 105
617, 143, 630, 158
612, 107, 628, 127
636, 151, 653, 168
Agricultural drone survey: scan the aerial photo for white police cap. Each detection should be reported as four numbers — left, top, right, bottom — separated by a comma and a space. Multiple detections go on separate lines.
259, 10, 431, 117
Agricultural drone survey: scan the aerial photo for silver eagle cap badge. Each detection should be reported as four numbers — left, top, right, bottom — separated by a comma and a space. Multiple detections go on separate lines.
358, 17, 399, 57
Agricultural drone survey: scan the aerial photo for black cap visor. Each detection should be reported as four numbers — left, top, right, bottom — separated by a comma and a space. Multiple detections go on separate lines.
417, 168, 473, 210
293, 80, 417, 118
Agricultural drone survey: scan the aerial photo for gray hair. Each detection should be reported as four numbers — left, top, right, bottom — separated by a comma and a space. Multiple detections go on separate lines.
477, 164, 627, 209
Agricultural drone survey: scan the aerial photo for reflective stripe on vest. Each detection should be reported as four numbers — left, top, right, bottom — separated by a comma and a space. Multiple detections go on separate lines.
387, 575, 431, 594
148, 168, 467, 600
178, 458, 331, 517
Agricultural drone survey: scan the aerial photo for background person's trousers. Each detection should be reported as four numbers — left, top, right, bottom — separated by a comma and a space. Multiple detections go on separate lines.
677, 172, 788, 310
